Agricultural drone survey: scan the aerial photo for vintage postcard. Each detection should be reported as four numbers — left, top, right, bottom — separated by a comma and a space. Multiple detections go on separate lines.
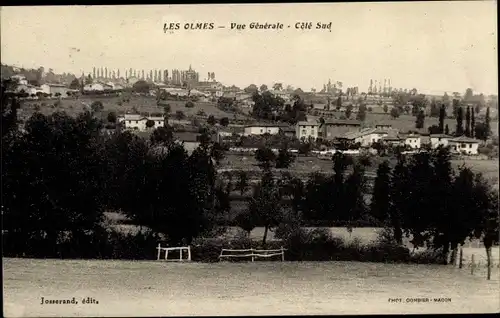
1, 2, 499, 317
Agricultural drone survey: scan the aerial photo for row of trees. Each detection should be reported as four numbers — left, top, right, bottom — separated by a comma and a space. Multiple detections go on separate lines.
451, 105, 490, 139
425, 104, 492, 141
233, 145, 498, 277
233, 152, 373, 244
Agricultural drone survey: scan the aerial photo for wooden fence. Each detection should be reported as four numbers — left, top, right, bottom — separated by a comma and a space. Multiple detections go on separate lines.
454, 247, 500, 280
219, 247, 286, 262
156, 244, 191, 262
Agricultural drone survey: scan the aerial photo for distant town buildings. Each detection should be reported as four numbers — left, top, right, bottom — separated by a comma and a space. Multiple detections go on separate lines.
85, 65, 220, 91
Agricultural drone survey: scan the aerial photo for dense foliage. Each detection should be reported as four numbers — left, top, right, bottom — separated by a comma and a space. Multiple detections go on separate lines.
2, 82, 498, 267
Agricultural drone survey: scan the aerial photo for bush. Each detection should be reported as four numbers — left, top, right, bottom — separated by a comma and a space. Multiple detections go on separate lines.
409, 248, 447, 264
91, 101, 104, 112
3, 226, 160, 260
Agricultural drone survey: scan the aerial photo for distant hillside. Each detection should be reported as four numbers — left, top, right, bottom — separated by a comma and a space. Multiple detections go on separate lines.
1, 63, 77, 86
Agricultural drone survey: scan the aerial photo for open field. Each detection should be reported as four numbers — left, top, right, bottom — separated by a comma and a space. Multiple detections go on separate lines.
309, 110, 499, 136
452, 159, 499, 186
3, 258, 499, 316
19, 95, 251, 121
221, 153, 498, 184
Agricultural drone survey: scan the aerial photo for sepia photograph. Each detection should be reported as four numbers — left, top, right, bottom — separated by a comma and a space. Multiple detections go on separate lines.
1, 2, 499, 316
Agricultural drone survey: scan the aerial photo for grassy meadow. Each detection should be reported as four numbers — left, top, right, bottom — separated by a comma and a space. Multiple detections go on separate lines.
3, 258, 499, 316
18, 95, 251, 121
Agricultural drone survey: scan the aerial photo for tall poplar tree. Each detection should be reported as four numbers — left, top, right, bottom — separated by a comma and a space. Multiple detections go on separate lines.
455, 107, 464, 136
465, 106, 471, 137
438, 104, 446, 133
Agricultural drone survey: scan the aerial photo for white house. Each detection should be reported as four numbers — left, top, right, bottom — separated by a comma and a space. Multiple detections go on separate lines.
403, 133, 421, 149
160, 87, 189, 97
11, 75, 28, 85
101, 82, 114, 90
119, 114, 165, 131
148, 116, 165, 127
40, 83, 69, 96
105, 82, 124, 91
127, 77, 139, 85
189, 89, 210, 97
356, 129, 389, 147
430, 134, 452, 148
27, 85, 44, 96
84, 83, 105, 92
296, 121, 320, 140
240, 99, 255, 108
381, 135, 404, 147
448, 136, 480, 155
243, 123, 288, 136
269, 90, 291, 102
15, 84, 29, 94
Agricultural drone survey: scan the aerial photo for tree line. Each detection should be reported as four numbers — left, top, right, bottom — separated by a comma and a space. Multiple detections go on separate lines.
231, 146, 498, 276
427, 103, 492, 140
2, 80, 230, 257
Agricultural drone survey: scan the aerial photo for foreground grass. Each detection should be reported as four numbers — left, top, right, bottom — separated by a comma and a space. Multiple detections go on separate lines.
3, 258, 499, 316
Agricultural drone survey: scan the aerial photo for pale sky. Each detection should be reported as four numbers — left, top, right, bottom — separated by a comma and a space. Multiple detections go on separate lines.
1, 2, 497, 95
